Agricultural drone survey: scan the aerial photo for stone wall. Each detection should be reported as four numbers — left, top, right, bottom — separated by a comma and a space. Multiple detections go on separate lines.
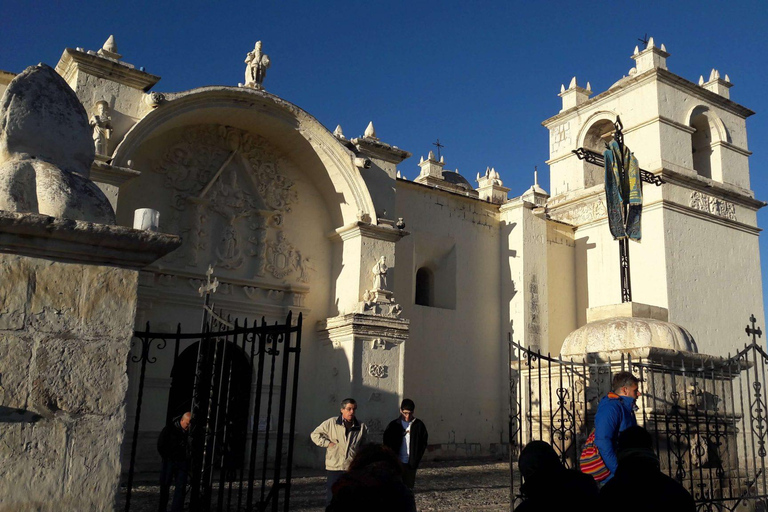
0, 253, 138, 511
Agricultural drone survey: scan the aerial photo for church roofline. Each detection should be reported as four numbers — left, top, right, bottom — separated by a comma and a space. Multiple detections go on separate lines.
55, 48, 161, 92
542, 67, 754, 128
397, 176, 502, 208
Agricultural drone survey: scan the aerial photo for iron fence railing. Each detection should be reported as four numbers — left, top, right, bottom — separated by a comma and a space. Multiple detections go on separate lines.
509, 316, 768, 512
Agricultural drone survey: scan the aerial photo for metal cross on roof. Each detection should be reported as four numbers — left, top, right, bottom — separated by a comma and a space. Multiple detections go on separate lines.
638, 34, 649, 47
432, 139, 445, 160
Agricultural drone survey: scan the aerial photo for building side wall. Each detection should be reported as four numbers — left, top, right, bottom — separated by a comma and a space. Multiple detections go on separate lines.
395, 182, 504, 455
663, 207, 765, 355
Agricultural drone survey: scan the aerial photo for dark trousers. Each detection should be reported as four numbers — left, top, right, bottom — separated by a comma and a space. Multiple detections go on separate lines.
159, 459, 189, 512
326, 470, 345, 505
402, 467, 417, 489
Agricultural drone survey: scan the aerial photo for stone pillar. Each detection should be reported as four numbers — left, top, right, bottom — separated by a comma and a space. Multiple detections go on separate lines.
321, 221, 409, 438
0, 212, 179, 510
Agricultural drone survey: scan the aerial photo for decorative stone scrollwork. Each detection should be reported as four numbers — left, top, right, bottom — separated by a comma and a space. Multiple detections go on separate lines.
555, 199, 607, 226
371, 338, 395, 350
690, 191, 736, 221
265, 231, 298, 279
368, 364, 388, 378
153, 125, 310, 283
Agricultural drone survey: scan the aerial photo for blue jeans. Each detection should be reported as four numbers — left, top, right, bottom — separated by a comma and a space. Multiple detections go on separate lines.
159, 460, 189, 512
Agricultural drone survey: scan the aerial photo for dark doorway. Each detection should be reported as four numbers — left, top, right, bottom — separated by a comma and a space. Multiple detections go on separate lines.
167, 340, 252, 472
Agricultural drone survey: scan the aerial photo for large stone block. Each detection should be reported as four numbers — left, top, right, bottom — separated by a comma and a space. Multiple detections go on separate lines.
0, 333, 33, 408
0, 421, 67, 510
63, 413, 125, 510
0, 255, 28, 329
28, 261, 83, 333
30, 336, 129, 417
79, 265, 137, 337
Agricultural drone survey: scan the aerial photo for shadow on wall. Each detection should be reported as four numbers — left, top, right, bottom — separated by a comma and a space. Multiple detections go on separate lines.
575, 236, 596, 327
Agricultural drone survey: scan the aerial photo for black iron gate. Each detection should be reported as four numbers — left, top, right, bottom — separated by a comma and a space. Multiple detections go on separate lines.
508, 316, 768, 512
122, 310, 302, 512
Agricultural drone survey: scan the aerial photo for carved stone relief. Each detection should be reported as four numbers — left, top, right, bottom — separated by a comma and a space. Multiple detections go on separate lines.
371, 338, 395, 350
368, 364, 388, 378
689, 191, 736, 221
152, 125, 315, 288
528, 275, 541, 349
553, 199, 607, 226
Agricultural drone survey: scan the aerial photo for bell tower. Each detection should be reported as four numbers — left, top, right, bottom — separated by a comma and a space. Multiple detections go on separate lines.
541, 37, 764, 356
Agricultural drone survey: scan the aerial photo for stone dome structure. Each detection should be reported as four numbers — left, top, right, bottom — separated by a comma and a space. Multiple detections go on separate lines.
560, 316, 698, 357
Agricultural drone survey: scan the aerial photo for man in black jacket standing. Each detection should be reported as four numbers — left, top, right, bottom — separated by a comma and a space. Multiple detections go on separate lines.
157, 411, 191, 512
383, 399, 428, 489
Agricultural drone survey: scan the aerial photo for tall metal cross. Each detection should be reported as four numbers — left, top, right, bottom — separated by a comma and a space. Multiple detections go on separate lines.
198, 264, 220, 330
572, 116, 664, 303
746, 314, 763, 345
432, 139, 444, 160
637, 34, 649, 47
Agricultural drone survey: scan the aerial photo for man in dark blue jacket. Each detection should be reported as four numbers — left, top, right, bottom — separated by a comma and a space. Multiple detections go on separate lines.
594, 371, 640, 482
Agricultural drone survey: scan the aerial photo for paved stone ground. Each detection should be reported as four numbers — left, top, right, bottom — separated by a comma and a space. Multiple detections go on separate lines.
116, 459, 515, 511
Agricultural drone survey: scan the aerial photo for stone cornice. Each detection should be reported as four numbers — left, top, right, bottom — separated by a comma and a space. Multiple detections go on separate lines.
658, 168, 765, 209
55, 48, 160, 92
317, 312, 410, 344
350, 137, 412, 164
0, 211, 180, 269
543, 67, 754, 128
331, 221, 408, 242
90, 161, 141, 187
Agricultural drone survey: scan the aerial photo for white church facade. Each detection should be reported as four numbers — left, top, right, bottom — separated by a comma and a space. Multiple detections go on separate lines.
1, 36, 763, 470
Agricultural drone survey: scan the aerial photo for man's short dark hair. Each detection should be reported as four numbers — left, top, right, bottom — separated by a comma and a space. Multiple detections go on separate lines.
612, 371, 640, 392
341, 398, 357, 408
400, 399, 415, 411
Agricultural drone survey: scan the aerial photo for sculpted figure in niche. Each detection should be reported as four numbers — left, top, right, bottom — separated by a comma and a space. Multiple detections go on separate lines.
244, 41, 271, 89
372, 256, 388, 290
89, 100, 113, 156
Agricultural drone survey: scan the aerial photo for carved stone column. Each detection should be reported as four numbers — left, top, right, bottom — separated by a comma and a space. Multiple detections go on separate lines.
318, 305, 409, 440
321, 220, 409, 438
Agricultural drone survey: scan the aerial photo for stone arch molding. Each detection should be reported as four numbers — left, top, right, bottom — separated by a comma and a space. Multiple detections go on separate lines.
576, 110, 619, 149
685, 105, 730, 144
112, 86, 376, 228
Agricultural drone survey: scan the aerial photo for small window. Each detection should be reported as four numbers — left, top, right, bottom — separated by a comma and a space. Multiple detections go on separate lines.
415, 267, 434, 306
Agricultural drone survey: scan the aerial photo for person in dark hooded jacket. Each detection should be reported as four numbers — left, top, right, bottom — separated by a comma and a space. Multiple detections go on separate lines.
157, 412, 191, 512
515, 440, 598, 511
598, 426, 695, 512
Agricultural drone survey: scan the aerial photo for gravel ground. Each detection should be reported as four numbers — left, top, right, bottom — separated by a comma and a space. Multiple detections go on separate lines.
116, 459, 515, 511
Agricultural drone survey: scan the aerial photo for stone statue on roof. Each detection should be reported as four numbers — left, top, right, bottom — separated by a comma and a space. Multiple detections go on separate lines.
244, 41, 271, 90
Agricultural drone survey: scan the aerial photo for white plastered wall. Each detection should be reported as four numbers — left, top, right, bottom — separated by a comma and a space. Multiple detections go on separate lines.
395, 181, 504, 455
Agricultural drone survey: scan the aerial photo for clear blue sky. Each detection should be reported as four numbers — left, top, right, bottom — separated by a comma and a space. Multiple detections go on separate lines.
3, 1, 767, 325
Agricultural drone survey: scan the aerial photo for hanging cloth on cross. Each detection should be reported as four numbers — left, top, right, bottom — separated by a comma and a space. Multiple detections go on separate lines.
604, 139, 642, 241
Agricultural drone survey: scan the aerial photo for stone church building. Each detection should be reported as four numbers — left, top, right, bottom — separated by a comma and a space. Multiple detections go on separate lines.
1, 36, 763, 470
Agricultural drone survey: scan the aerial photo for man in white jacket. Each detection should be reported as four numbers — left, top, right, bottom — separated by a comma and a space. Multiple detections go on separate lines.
311, 398, 368, 505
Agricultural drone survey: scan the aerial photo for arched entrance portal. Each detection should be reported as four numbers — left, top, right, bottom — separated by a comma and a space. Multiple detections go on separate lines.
167, 340, 252, 470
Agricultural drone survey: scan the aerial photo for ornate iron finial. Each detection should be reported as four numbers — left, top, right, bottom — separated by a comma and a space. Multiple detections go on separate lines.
198, 265, 220, 297
746, 314, 763, 345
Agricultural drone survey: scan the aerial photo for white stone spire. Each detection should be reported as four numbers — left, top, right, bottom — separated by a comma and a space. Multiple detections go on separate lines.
333, 125, 345, 140
98, 34, 122, 60
703, 68, 733, 98
632, 36, 669, 73
364, 121, 377, 140
559, 76, 592, 112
